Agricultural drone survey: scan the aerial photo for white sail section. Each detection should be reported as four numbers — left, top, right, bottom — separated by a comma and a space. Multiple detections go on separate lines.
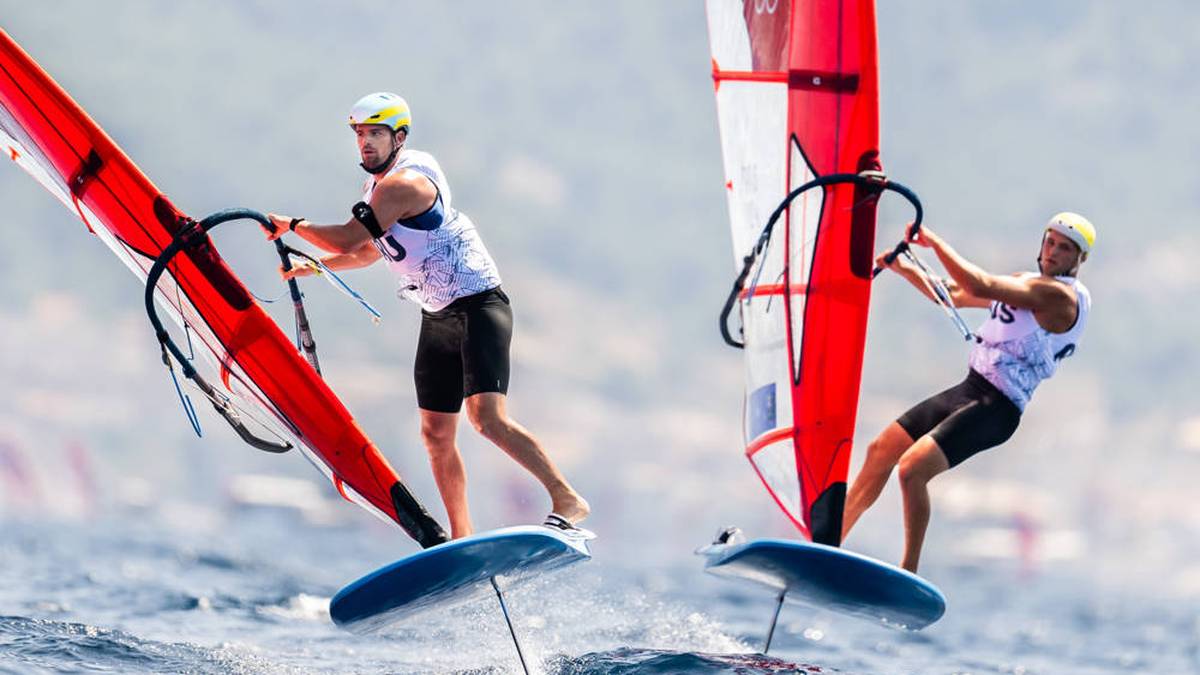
707, 0, 808, 530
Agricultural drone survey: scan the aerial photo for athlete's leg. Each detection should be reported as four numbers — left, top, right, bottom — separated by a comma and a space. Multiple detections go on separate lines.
896, 436, 950, 573
414, 305, 470, 537
464, 392, 590, 524
419, 409, 474, 539
842, 422, 915, 540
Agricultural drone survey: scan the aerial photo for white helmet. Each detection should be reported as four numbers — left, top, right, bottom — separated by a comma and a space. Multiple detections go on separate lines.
1045, 212, 1096, 254
348, 92, 411, 134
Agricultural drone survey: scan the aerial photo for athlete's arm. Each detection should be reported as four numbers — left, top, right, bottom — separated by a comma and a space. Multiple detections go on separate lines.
280, 241, 381, 280
875, 250, 942, 304
875, 250, 990, 309
321, 240, 382, 269
942, 278, 992, 309
265, 212, 369, 253
263, 171, 437, 253
914, 224, 1076, 319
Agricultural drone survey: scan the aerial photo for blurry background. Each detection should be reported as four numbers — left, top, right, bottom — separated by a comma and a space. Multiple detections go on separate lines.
2, 1, 1199, 661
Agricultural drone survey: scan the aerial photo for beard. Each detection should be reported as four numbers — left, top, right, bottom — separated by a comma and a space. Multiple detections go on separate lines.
1038, 255, 1079, 277
360, 138, 400, 174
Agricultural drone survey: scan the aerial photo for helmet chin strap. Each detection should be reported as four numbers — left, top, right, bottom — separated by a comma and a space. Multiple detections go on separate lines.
360, 134, 401, 174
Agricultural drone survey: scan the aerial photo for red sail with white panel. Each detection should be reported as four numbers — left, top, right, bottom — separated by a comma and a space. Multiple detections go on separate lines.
0, 27, 444, 545
706, 0, 882, 545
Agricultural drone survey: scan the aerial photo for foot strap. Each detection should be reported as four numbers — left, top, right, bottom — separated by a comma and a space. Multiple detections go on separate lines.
543, 513, 596, 540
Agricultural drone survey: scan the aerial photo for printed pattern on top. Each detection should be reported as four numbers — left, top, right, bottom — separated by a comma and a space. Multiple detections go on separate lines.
363, 149, 501, 311
967, 273, 1090, 411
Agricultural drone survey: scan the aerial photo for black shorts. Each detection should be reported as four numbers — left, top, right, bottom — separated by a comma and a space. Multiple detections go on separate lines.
895, 369, 1022, 468
414, 287, 512, 413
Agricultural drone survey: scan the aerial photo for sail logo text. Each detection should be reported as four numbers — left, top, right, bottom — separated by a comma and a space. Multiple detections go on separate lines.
754, 0, 779, 15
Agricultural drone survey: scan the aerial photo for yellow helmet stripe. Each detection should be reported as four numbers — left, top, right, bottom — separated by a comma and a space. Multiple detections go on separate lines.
351, 104, 410, 128
1046, 212, 1096, 253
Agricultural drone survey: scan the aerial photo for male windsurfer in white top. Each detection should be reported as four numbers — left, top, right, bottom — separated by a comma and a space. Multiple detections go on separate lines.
841, 213, 1095, 573
260, 92, 590, 539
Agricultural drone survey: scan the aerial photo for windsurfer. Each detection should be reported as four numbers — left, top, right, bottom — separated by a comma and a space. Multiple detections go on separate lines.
261, 93, 589, 539
841, 214, 1094, 572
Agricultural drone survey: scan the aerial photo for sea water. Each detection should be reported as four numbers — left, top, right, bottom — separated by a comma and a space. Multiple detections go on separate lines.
1, 508, 1197, 675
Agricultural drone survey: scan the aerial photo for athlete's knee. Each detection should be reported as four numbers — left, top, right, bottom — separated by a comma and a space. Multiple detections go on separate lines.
864, 436, 896, 464
420, 420, 457, 454
863, 434, 907, 472
467, 408, 510, 441
897, 445, 943, 488
897, 456, 924, 488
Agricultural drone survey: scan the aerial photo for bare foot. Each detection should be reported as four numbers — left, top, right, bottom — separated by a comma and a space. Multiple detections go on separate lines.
551, 492, 590, 525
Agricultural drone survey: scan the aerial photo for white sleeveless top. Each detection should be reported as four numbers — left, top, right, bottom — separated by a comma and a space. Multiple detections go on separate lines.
968, 273, 1090, 411
363, 148, 501, 311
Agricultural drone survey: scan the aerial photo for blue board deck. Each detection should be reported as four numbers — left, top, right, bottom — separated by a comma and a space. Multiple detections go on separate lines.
330, 525, 592, 633
702, 538, 945, 630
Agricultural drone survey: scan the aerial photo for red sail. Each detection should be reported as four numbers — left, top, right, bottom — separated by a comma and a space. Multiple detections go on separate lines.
707, 0, 881, 545
0, 28, 439, 541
